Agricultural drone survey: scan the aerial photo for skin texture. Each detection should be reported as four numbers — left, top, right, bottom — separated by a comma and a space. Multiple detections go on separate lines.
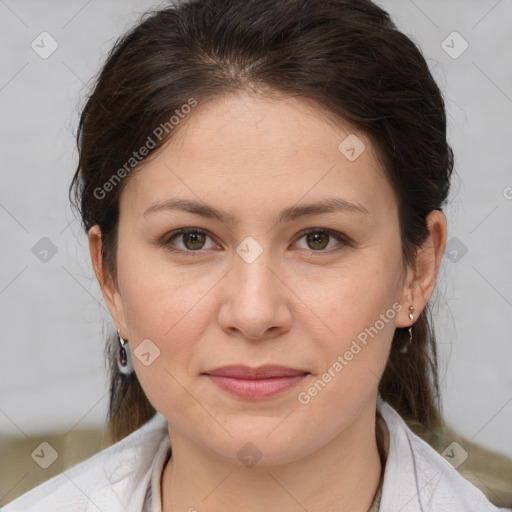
89, 91, 447, 512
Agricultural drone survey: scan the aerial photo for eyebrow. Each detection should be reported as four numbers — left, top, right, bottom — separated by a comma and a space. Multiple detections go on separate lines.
143, 197, 370, 225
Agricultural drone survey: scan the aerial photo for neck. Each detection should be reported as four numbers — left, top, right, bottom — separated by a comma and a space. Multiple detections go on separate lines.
161, 398, 385, 512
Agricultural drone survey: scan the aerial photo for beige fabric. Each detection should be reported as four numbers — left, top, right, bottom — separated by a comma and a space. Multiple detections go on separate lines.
0, 429, 104, 507
406, 419, 512, 510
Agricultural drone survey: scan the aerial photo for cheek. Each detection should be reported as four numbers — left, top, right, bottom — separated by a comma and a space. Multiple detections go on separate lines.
118, 260, 211, 416
117, 245, 209, 336
299, 257, 400, 333
293, 270, 400, 426
295, 249, 402, 376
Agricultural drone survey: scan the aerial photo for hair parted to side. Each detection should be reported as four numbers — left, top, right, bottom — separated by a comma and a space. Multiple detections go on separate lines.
69, 0, 453, 446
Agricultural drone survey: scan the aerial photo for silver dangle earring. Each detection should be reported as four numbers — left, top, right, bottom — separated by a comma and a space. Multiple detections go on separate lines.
117, 328, 134, 375
408, 305, 414, 344
400, 305, 414, 354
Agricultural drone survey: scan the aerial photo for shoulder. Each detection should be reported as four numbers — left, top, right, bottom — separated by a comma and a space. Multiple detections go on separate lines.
1, 412, 169, 512
378, 398, 503, 512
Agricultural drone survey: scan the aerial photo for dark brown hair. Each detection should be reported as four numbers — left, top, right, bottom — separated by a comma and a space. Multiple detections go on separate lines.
69, 0, 453, 446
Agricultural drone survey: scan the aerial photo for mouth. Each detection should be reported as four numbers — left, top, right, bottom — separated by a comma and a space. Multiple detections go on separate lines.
202, 365, 310, 399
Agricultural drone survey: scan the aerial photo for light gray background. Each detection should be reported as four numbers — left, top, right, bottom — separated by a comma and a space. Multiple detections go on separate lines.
1, 0, 511, 459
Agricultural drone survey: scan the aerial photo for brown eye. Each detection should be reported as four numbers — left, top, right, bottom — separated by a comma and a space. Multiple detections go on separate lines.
294, 228, 350, 253
163, 228, 217, 258
305, 232, 330, 251
181, 231, 207, 250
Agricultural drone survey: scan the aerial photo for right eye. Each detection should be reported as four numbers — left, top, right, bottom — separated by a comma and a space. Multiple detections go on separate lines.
162, 228, 219, 257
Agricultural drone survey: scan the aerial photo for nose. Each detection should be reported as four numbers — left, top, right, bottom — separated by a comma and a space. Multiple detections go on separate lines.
217, 247, 293, 341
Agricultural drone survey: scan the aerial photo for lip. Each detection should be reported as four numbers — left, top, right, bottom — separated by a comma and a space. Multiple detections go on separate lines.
204, 364, 309, 379
203, 365, 310, 399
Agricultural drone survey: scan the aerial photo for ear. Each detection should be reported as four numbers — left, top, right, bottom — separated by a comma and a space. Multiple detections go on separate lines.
88, 224, 128, 337
395, 210, 447, 328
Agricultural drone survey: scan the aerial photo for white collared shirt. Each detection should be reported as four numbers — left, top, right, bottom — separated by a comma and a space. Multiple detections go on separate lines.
2, 397, 506, 512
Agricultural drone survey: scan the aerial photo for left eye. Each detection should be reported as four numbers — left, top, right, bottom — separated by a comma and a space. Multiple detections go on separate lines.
294, 228, 348, 252
162, 228, 349, 257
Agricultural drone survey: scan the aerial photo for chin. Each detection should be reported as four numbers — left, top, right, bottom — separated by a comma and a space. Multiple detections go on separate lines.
202, 428, 314, 468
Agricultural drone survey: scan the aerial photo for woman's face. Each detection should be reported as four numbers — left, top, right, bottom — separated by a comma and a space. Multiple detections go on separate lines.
92, 92, 420, 464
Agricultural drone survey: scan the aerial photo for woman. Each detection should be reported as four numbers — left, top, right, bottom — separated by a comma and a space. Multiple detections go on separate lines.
3, 0, 507, 510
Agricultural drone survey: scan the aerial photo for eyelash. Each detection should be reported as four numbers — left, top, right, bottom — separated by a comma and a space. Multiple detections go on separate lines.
161, 228, 351, 259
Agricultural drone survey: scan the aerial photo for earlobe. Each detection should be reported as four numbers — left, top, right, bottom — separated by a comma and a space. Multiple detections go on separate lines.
396, 210, 447, 328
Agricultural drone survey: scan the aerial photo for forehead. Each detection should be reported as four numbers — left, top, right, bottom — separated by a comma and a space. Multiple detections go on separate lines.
121, 92, 394, 221
169, 92, 375, 159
